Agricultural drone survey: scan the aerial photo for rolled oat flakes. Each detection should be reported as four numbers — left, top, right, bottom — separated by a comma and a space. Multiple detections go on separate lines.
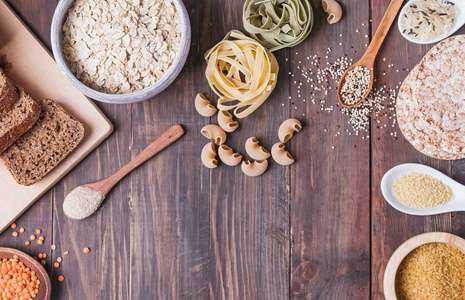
63, 0, 182, 94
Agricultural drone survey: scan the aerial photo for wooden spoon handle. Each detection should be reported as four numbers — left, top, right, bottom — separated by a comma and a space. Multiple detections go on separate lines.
88, 125, 185, 195
363, 0, 404, 65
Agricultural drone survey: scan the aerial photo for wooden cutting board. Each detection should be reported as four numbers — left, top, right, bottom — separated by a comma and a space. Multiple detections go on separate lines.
0, 1, 113, 233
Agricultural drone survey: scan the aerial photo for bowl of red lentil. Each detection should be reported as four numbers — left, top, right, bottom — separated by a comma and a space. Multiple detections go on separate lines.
384, 232, 465, 300
0, 247, 51, 300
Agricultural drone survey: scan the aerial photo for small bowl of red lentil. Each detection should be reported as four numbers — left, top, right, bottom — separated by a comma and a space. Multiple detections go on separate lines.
0, 247, 51, 300
384, 232, 465, 300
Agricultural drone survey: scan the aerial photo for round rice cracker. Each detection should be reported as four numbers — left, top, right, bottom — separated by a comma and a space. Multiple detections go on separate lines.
409, 35, 465, 154
397, 64, 465, 160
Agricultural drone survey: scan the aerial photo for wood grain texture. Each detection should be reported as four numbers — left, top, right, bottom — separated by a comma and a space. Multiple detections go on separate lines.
50, 103, 132, 299
127, 0, 211, 298
209, 1, 290, 299
290, 1, 371, 298
86, 125, 184, 196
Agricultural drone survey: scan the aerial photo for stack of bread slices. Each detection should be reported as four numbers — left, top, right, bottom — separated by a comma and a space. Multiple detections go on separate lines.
0, 67, 84, 186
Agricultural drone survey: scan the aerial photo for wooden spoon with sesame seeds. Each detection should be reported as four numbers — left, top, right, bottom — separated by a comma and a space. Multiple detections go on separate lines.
337, 0, 404, 108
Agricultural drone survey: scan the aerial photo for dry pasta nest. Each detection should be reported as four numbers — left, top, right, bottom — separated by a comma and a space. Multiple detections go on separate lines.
204, 30, 279, 118
243, 0, 314, 52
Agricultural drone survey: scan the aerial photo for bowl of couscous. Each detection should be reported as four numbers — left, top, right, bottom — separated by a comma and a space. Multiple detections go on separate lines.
384, 232, 465, 300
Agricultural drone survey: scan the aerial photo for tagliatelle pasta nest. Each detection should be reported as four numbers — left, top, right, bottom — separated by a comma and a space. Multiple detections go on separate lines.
204, 30, 279, 118
243, 0, 313, 52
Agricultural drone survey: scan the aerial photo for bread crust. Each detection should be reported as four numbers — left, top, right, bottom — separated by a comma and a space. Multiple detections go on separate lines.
0, 88, 40, 154
1, 99, 84, 186
0, 68, 19, 116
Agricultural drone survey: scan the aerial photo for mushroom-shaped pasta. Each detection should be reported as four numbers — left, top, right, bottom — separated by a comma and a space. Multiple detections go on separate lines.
218, 145, 242, 166
218, 111, 239, 132
278, 119, 302, 143
195, 93, 217, 117
245, 137, 270, 160
271, 143, 295, 166
201, 124, 227, 145
241, 160, 268, 177
322, 0, 342, 24
201, 142, 218, 169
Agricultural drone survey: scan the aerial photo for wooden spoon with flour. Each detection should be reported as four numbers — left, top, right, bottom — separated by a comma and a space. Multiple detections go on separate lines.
63, 124, 184, 220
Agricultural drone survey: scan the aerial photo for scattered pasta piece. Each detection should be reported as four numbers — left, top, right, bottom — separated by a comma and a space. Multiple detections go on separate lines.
322, 0, 342, 24
30, 235, 36, 240
278, 119, 302, 142
195, 93, 217, 117
245, 137, 271, 160
243, 0, 314, 51
241, 160, 269, 177
271, 143, 295, 166
218, 145, 242, 166
201, 142, 218, 169
12, 231, 18, 237
205, 30, 279, 118
58, 275, 65, 282
51, 244, 57, 250
10, 223, 16, 229
201, 124, 227, 145
218, 111, 239, 133
83, 247, 90, 254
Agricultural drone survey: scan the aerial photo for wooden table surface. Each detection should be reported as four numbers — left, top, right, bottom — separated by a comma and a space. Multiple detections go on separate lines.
1, 0, 465, 299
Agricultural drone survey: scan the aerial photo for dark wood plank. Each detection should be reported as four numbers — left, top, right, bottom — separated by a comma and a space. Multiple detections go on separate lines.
127, 0, 211, 298
290, 0, 371, 298
370, 1, 453, 299
208, 1, 290, 299
50, 103, 132, 299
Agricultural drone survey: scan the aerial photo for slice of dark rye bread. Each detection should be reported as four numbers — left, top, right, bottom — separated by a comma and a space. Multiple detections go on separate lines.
1, 99, 84, 186
0, 88, 41, 154
0, 67, 20, 116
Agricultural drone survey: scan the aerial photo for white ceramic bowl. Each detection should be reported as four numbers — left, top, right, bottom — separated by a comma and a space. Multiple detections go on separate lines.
51, 0, 191, 104
398, 0, 465, 45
